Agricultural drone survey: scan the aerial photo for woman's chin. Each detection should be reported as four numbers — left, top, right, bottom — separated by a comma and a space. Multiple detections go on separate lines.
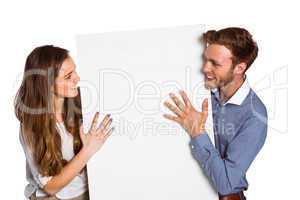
66, 90, 79, 98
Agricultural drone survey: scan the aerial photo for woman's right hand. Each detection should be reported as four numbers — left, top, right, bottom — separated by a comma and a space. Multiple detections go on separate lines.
79, 112, 114, 157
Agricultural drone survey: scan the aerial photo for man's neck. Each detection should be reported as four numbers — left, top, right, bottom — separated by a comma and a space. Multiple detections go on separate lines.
219, 77, 245, 104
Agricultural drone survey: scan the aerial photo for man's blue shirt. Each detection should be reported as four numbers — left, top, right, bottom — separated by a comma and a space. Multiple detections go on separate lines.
190, 79, 268, 195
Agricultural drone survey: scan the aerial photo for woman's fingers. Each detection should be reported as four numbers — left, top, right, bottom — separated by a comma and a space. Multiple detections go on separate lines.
87, 113, 113, 137
97, 114, 111, 131
95, 126, 114, 141
104, 118, 113, 130
103, 127, 114, 140
98, 118, 113, 135
79, 123, 85, 141
90, 112, 100, 133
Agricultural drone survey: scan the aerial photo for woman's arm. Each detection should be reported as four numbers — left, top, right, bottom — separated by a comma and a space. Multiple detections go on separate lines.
43, 113, 113, 195
43, 146, 92, 195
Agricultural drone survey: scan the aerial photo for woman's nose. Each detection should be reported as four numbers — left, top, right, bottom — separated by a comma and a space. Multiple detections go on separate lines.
74, 72, 80, 83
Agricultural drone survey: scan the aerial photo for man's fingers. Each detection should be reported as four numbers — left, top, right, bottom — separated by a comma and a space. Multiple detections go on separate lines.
163, 114, 180, 123
169, 93, 185, 111
179, 90, 192, 108
164, 101, 183, 117
202, 98, 208, 114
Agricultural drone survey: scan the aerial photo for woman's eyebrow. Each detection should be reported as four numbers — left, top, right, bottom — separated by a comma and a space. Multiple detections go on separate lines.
64, 70, 73, 77
63, 64, 77, 78
64, 66, 76, 77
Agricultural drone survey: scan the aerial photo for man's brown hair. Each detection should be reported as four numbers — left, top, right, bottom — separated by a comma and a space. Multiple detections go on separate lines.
201, 27, 258, 71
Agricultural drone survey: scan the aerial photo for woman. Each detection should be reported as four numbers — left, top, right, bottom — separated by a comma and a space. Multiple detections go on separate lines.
14, 45, 113, 200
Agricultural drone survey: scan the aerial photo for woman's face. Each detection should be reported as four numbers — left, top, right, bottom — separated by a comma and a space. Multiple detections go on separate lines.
54, 56, 80, 98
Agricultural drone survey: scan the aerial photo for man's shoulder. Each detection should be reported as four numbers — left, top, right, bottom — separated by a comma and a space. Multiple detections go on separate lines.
244, 89, 268, 119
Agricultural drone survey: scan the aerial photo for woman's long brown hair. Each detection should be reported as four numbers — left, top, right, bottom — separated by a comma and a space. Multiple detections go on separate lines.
14, 45, 83, 176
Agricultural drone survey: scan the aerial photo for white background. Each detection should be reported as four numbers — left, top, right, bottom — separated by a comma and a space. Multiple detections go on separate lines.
0, 0, 298, 199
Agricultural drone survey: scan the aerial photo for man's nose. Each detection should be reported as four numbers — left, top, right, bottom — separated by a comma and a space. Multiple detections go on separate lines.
201, 62, 211, 74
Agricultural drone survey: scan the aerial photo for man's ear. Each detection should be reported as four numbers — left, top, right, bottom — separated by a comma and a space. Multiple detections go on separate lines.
234, 62, 247, 75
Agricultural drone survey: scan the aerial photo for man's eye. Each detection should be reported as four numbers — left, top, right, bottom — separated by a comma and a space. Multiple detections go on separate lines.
212, 61, 220, 67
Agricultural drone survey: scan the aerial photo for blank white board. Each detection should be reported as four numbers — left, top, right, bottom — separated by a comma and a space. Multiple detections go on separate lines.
76, 25, 217, 200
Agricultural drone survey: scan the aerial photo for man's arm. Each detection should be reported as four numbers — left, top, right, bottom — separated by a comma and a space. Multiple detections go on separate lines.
163, 90, 267, 195
190, 115, 267, 195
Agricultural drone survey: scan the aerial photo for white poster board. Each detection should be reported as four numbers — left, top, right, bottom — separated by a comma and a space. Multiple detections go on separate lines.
76, 25, 217, 200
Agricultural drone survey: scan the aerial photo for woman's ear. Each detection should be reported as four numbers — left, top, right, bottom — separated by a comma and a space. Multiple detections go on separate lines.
50, 84, 55, 93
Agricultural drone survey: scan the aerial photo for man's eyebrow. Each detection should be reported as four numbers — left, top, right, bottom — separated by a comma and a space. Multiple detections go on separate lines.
203, 54, 218, 62
204, 56, 221, 65
209, 58, 221, 65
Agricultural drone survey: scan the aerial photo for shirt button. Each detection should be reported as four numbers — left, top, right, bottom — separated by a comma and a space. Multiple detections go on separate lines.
191, 145, 195, 149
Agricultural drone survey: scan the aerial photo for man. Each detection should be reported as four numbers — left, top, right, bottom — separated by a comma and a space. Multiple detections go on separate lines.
163, 27, 267, 200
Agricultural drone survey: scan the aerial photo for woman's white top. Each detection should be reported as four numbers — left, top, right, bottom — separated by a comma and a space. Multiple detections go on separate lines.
19, 122, 88, 199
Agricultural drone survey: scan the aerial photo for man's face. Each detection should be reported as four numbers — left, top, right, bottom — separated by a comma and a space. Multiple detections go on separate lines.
201, 44, 235, 89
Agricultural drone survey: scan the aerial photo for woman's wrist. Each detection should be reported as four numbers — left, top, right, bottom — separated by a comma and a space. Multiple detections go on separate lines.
79, 146, 94, 161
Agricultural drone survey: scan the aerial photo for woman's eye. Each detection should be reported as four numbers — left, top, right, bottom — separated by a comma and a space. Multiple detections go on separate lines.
65, 75, 72, 79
